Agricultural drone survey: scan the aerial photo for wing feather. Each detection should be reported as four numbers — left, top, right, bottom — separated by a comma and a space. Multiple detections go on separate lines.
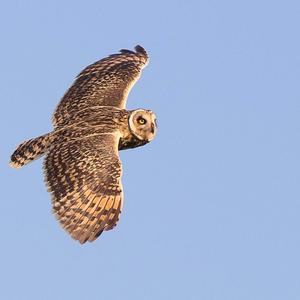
44, 134, 123, 244
52, 45, 149, 128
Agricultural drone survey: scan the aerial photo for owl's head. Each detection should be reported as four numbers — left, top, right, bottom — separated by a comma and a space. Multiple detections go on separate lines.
128, 109, 157, 142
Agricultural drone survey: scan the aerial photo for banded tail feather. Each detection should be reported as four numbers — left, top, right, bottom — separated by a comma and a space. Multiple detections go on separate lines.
10, 133, 52, 168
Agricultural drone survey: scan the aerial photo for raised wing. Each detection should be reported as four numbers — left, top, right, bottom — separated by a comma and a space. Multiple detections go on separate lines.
44, 133, 123, 243
52, 45, 149, 128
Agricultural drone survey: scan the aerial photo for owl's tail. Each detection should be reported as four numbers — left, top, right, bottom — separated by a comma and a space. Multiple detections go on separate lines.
10, 133, 53, 168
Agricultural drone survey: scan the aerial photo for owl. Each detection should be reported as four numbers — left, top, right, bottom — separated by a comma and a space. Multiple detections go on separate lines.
10, 45, 157, 244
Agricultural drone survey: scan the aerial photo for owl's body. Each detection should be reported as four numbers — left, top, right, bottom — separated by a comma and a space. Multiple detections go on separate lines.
10, 46, 157, 244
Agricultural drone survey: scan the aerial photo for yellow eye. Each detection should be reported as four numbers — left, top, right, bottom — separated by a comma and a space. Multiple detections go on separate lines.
137, 117, 146, 125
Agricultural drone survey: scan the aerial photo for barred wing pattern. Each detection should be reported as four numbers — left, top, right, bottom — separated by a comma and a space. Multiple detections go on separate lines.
53, 45, 149, 128
44, 134, 123, 244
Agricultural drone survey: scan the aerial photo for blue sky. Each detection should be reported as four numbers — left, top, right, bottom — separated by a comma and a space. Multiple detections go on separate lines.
1, 0, 300, 299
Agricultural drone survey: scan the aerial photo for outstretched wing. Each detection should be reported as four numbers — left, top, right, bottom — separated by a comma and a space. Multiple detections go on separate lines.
52, 45, 149, 128
44, 133, 123, 244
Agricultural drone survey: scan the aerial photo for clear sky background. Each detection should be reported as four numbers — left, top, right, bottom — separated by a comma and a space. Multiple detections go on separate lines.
1, 1, 300, 299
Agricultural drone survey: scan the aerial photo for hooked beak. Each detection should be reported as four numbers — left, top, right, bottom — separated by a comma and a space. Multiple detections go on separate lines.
151, 123, 155, 134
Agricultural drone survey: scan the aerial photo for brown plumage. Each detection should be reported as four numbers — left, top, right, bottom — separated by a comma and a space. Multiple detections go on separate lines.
52, 45, 148, 128
10, 45, 157, 244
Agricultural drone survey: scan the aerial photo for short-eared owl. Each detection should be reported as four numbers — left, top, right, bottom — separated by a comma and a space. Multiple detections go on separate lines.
10, 45, 157, 244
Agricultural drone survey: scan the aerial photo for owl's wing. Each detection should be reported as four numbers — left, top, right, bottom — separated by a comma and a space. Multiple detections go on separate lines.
52, 45, 149, 128
44, 133, 123, 244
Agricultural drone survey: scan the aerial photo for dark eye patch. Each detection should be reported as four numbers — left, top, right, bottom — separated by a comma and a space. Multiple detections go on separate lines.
137, 116, 147, 125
